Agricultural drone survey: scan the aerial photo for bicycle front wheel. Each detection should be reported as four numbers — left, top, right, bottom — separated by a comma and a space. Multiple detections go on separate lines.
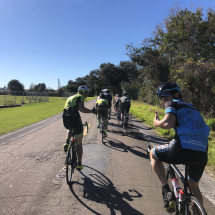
66, 144, 76, 185
186, 196, 207, 215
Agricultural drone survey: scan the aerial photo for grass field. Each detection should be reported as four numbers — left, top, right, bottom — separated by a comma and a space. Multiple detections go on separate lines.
130, 100, 215, 173
0, 96, 96, 136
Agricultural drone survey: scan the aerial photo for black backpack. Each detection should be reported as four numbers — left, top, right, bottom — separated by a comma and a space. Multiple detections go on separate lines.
62, 107, 79, 130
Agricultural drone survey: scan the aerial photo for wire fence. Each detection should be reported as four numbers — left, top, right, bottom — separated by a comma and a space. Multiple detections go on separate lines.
0, 91, 49, 106
0, 91, 77, 106
62, 92, 76, 100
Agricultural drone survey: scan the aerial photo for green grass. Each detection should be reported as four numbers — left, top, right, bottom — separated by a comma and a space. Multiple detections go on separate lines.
0, 96, 96, 136
130, 100, 215, 173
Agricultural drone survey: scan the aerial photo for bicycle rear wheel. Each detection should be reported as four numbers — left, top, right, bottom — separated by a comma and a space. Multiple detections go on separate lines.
66, 144, 77, 185
124, 117, 128, 132
186, 196, 207, 215
102, 124, 104, 143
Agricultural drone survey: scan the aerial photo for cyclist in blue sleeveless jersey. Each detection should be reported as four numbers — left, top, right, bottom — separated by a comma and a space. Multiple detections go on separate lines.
149, 82, 210, 212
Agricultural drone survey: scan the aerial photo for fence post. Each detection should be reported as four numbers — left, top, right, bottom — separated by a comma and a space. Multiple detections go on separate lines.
15, 91, 16, 104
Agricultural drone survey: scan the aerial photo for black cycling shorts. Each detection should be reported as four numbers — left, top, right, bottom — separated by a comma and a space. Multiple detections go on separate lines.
153, 137, 208, 182
98, 106, 108, 120
121, 103, 131, 113
108, 101, 112, 109
73, 117, 83, 137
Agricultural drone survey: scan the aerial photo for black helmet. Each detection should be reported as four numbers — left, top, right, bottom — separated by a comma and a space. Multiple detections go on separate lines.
105, 89, 110, 93
122, 92, 127, 96
157, 82, 181, 98
100, 94, 105, 99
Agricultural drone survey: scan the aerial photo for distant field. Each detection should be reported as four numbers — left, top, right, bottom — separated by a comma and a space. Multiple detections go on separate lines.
0, 96, 96, 136
0, 94, 64, 106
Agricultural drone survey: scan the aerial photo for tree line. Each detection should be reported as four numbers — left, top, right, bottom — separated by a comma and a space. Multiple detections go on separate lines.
126, 5, 215, 117
6, 6, 215, 117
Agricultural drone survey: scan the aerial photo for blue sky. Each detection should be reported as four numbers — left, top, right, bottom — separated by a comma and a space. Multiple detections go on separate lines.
0, 0, 214, 90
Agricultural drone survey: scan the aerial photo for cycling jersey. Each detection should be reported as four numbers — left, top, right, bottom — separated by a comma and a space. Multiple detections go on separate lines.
64, 94, 85, 109
120, 96, 131, 112
104, 93, 112, 108
165, 99, 210, 152
96, 98, 108, 107
63, 93, 85, 136
96, 98, 108, 120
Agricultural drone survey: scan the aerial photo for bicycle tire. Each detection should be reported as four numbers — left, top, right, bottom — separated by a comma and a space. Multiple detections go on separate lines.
102, 123, 104, 143
165, 165, 178, 214
186, 196, 207, 215
66, 143, 77, 185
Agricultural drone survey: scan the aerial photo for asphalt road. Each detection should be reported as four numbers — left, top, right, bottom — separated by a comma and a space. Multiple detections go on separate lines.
0, 99, 215, 215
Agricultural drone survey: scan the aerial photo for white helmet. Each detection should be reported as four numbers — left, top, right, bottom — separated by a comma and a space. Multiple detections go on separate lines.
78, 85, 90, 94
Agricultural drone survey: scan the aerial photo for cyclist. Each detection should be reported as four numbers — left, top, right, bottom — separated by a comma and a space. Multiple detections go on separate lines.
113, 94, 120, 115
63, 85, 96, 170
96, 94, 101, 101
96, 94, 108, 137
114, 95, 121, 120
119, 92, 131, 126
104, 89, 112, 119
149, 82, 210, 212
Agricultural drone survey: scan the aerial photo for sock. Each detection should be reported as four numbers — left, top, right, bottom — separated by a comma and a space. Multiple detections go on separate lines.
78, 162, 82, 166
162, 184, 171, 192
97, 120, 100, 123
105, 130, 107, 134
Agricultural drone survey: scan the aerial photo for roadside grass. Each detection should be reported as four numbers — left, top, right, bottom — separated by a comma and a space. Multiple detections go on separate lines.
130, 100, 215, 173
0, 96, 96, 136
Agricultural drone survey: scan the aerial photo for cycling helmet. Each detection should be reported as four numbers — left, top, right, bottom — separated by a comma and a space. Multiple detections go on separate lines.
157, 82, 181, 98
78, 85, 90, 94
100, 94, 105, 99
122, 92, 127, 96
105, 89, 110, 93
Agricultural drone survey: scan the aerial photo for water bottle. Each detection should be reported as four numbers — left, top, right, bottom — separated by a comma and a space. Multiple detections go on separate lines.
179, 189, 184, 202
172, 178, 181, 198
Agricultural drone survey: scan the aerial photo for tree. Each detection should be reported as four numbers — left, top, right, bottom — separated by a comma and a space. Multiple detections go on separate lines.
7, 79, 24, 91
33, 83, 46, 92
29, 83, 35, 92
126, 5, 215, 114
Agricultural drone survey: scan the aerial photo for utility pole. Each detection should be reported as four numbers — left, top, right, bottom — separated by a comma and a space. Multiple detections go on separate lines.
58, 79, 61, 90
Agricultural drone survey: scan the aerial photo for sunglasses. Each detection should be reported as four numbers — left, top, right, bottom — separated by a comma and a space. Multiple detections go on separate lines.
160, 92, 172, 99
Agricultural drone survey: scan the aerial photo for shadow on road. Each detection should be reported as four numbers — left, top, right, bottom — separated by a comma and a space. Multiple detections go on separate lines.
102, 137, 148, 160
108, 119, 171, 146
69, 165, 144, 215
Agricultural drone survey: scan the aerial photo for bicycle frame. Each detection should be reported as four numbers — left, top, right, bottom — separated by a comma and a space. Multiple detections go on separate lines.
147, 146, 207, 215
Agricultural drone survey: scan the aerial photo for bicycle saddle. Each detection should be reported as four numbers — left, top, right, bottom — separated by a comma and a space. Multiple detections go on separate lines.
182, 161, 199, 166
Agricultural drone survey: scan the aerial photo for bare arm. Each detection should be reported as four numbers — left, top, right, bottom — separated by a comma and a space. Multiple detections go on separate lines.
154, 111, 176, 129
79, 102, 93, 113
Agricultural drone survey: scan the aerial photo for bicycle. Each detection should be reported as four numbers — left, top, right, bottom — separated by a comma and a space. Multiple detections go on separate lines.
108, 108, 111, 120
147, 145, 207, 215
65, 122, 88, 185
122, 110, 128, 132
99, 115, 105, 143
117, 109, 121, 124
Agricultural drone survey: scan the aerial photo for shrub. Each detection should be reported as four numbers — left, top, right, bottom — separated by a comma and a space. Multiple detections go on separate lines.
206, 118, 215, 131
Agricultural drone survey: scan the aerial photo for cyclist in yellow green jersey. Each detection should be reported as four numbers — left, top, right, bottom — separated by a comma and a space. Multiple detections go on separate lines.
63, 85, 96, 170
96, 94, 108, 137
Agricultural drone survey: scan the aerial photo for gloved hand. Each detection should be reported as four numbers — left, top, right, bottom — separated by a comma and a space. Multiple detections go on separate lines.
92, 107, 97, 114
